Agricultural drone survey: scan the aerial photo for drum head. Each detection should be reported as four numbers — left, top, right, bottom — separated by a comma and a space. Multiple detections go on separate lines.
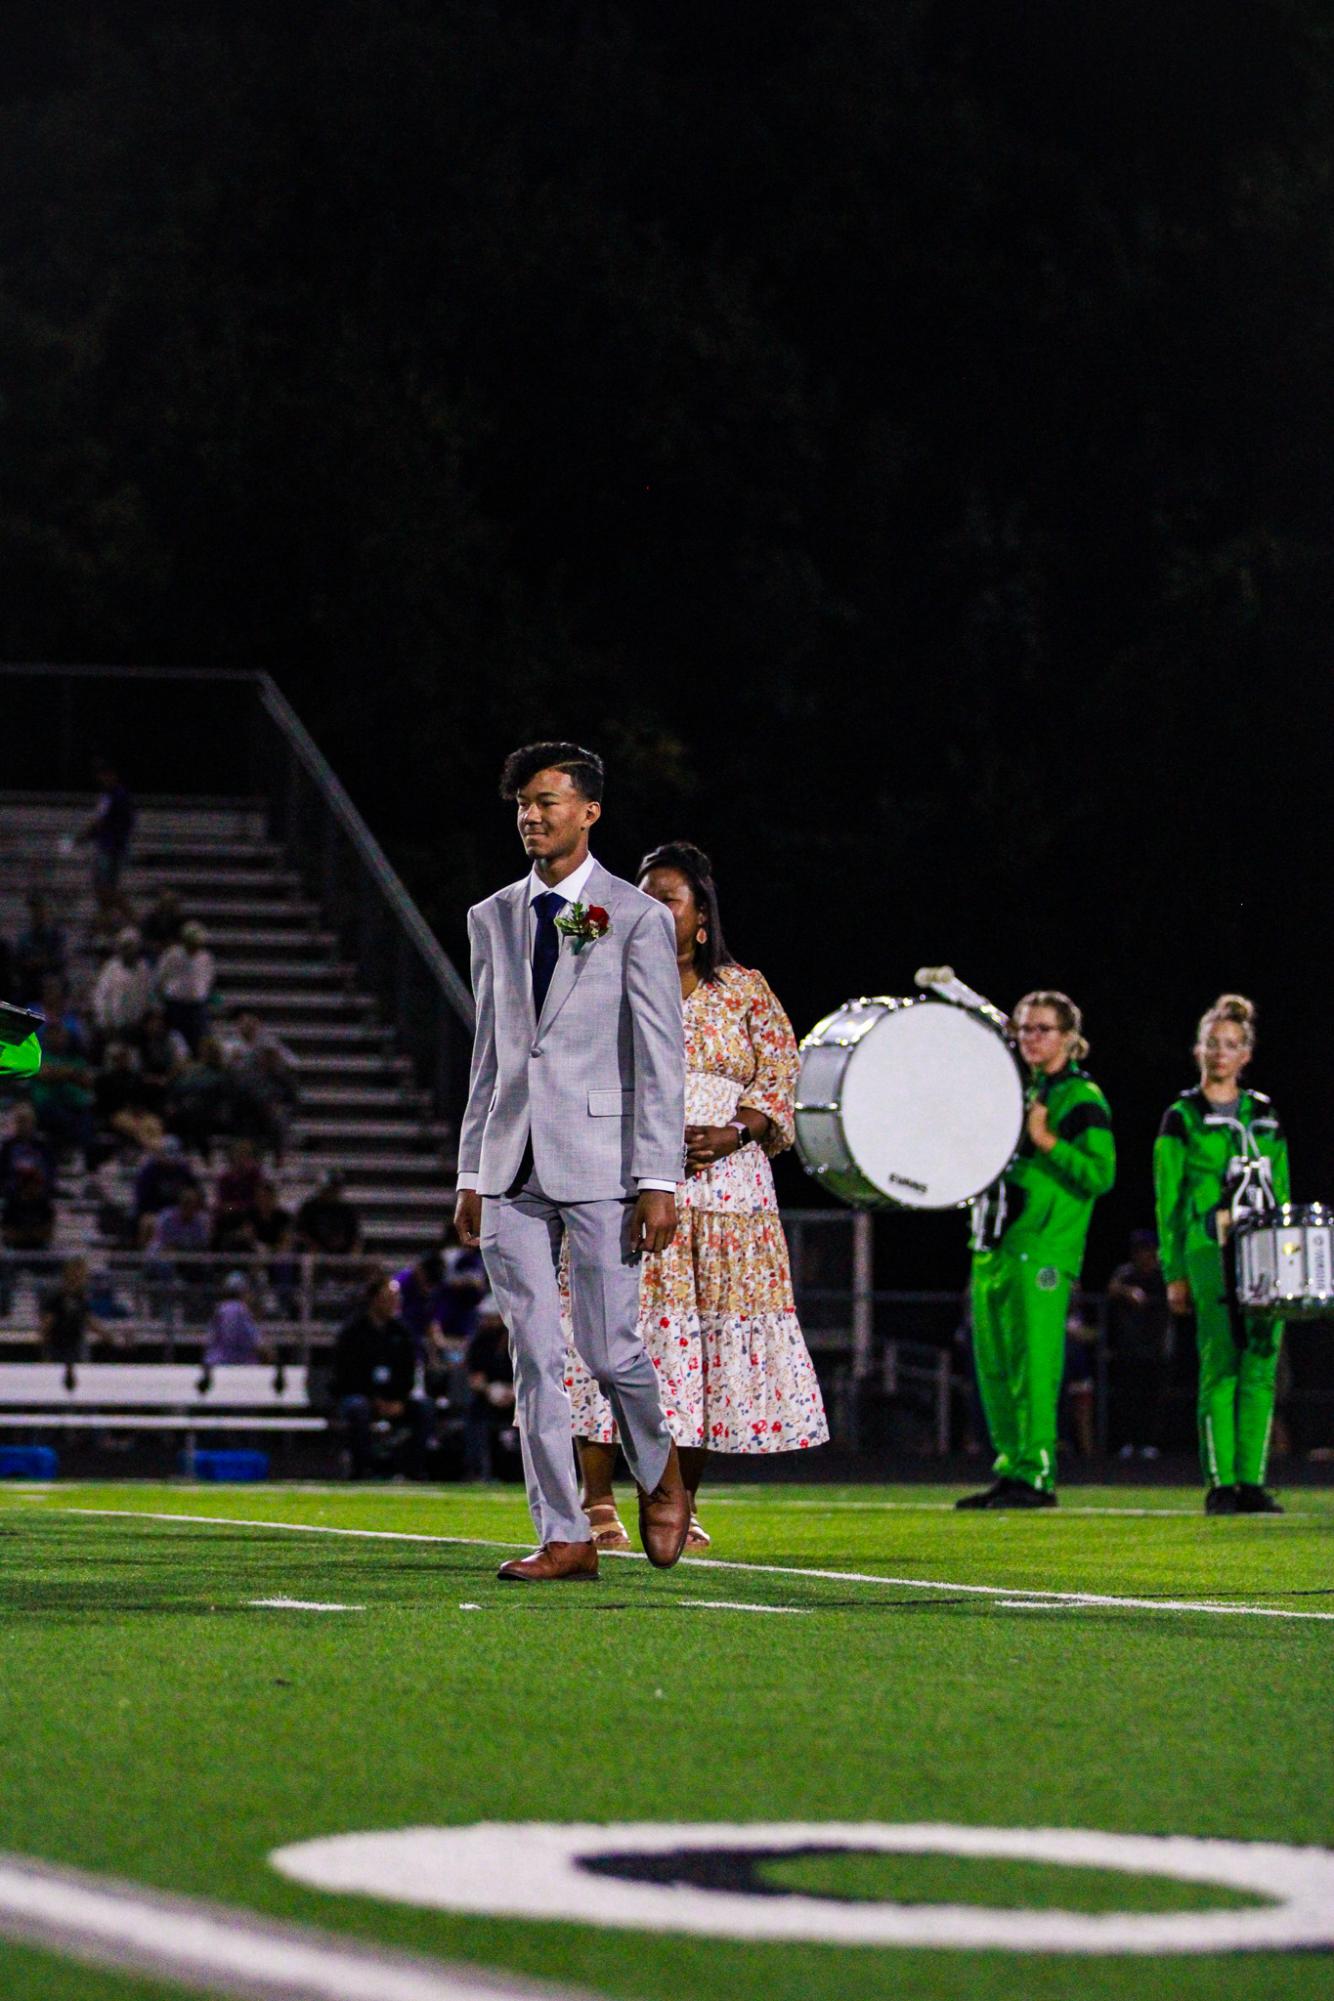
840, 1001, 1024, 1208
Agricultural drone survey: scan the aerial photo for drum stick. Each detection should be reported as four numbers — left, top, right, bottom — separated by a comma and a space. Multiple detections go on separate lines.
915, 967, 1011, 1035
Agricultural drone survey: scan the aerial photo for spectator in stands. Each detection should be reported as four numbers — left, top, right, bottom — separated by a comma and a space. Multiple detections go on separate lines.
87, 887, 138, 963
140, 887, 184, 962
212, 1139, 264, 1253
248, 1177, 299, 1317
221, 1009, 296, 1077
76, 757, 136, 909
155, 921, 216, 1053
144, 1181, 211, 1320
92, 928, 153, 1046
330, 1273, 433, 1479
133, 1134, 199, 1241
465, 1294, 517, 1481
94, 1041, 154, 1134
13, 893, 68, 1004
394, 1249, 449, 1366
1106, 1230, 1172, 1460
136, 1004, 189, 1110
163, 1033, 231, 1159
205, 1271, 270, 1365
39, 1257, 111, 1364
231, 1042, 299, 1163
0, 1162, 56, 1315
39, 974, 89, 1057
0, 1103, 56, 1195
295, 1169, 362, 1260
1062, 1290, 1100, 1460
29, 1021, 96, 1164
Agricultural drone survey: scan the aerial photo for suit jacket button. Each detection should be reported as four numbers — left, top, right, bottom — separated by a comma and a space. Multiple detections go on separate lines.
531, 1047, 541, 1058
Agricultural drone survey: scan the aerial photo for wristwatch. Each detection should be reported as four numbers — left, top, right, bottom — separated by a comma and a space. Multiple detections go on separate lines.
729, 1121, 750, 1151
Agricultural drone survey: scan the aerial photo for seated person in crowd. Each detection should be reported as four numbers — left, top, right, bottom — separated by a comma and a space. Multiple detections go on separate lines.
204, 1271, 270, 1365
330, 1273, 433, 1479
295, 1170, 362, 1260
140, 887, 184, 962
464, 1294, 517, 1482
133, 1135, 199, 1241
40, 1257, 114, 1364
163, 1033, 231, 1158
87, 888, 138, 963
135, 1005, 190, 1110
92, 928, 153, 1047
29, 1021, 95, 1162
13, 893, 68, 1004
39, 974, 90, 1057
94, 1041, 156, 1130
249, 1177, 299, 1316
394, 1249, 450, 1366
144, 1182, 211, 1318
155, 921, 216, 1053
211, 1139, 264, 1253
0, 1103, 56, 1194
1106, 1229, 1172, 1460
0, 1161, 56, 1314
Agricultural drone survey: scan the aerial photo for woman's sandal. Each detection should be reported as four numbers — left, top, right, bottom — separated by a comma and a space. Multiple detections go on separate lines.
684, 1512, 712, 1550
584, 1502, 631, 1550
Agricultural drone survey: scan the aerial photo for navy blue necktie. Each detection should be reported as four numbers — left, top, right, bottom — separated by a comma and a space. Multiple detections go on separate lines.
531, 891, 563, 1018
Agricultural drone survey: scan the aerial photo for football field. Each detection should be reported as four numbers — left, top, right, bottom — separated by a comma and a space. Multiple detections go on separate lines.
1, 1480, 1331, 2001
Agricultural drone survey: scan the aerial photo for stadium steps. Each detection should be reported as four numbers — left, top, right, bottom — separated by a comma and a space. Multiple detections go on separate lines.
0, 792, 459, 1294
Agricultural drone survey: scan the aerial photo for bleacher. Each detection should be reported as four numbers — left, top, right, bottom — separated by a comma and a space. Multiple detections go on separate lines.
0, 792, 458, 1355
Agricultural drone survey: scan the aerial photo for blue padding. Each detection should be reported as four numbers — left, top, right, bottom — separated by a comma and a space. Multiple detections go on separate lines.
190, 1449, 270, 1483
0, 1445, 59, 1478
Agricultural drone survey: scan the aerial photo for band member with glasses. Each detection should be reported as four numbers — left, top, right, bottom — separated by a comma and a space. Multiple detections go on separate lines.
958, 991, 1115, 1509
1154, 993, 1289, 1515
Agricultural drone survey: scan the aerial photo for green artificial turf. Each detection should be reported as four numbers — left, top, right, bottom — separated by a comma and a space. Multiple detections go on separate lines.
0, 1480, 1331, 2001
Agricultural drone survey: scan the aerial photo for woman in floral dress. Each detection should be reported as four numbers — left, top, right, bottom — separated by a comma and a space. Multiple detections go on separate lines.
567, 841, 827, 1549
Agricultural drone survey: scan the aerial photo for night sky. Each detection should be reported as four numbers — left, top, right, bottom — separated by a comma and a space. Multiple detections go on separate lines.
3, 3, 1331, 1284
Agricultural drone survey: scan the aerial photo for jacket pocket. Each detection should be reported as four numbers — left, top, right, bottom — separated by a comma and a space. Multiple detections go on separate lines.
588, 1089, 634, 1117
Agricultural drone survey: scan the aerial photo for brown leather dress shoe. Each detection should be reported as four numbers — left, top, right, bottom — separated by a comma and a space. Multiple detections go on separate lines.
637, 1442, 691, 1569
496, 1540, 599, 1583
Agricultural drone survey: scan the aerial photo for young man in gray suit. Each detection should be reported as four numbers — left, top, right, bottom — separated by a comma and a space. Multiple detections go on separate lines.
453, 741, 691, 1581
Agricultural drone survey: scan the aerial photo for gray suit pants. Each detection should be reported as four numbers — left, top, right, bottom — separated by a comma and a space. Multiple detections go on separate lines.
480, 1172, 672, 1544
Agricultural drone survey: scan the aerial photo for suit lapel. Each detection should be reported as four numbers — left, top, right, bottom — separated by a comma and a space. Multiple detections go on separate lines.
537, 862, 615, 1037
501, 883, 537, 1035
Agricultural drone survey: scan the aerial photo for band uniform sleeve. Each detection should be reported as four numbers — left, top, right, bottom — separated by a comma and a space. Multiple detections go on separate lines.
1153, 1107, 1189, 1284
623, 899, 686, 1189
1268, 1108, 1292, 1207
456, 906, 498, 1183
0, 1031, 42, 1078
737, 970, 799, 1155
1044, 1089, 1115, 1200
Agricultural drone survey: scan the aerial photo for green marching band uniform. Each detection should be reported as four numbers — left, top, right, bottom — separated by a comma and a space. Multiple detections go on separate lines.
971, 1064, 1116, 1494
1153, 1087, 1289, 1493
0, 1031, 43, 1080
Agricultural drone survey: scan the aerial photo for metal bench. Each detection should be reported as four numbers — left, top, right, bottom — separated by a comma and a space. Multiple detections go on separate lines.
0, 1362, 322, 1469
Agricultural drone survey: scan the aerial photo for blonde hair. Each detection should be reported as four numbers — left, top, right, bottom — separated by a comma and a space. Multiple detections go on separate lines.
1196, 992, 1257, 1052
1014, 990, 1089, 1061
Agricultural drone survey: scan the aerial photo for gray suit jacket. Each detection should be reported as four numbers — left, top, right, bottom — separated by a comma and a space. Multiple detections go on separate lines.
458, 861, 685, 1202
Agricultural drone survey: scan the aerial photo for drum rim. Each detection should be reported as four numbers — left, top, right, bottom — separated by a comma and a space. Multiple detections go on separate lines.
1234, 1201, 1334, 1235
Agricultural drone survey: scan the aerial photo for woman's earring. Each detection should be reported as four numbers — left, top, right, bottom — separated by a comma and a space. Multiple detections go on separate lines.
696, 929, 707, 944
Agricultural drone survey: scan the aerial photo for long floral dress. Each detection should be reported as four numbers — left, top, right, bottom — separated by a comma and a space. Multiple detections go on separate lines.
566, 964, 828, 1453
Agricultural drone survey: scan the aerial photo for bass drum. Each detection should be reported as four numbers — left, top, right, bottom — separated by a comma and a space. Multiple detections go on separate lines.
1233, 1203, 1334, 1320
795, 996, 1025, 1211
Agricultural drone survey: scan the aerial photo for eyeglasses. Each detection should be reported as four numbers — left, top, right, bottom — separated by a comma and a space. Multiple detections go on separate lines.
1015, 1023, 1061, 1038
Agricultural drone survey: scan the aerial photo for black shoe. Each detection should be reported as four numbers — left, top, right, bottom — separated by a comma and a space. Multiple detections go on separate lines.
1205, 1485, 1240, 1515
955, 1481, 1008, 1510
989, 1479, 1058, 1509
1237, 1484, 1284, 1514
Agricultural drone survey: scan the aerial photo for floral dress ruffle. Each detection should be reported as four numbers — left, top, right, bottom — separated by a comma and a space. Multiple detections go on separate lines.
565, 964, 828, 1454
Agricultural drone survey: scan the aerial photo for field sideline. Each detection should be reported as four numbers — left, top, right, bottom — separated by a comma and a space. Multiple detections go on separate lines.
1, 1480, 1331, 2001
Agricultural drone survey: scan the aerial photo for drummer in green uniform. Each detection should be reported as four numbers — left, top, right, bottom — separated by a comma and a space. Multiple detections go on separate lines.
958, 990, 1116, 1510
1154, 992, 1289, 1516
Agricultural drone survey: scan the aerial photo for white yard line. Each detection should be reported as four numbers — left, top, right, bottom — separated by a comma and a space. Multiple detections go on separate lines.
61, 1506, 1334, 1624
247, 1598, 365, 1612
678, 1599, 810, 1615
0, 1850, 589, 2001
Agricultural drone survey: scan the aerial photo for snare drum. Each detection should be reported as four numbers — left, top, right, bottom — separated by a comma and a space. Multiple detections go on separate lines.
1233, 1203, 1334, 1320
795, 996, 1025, 1210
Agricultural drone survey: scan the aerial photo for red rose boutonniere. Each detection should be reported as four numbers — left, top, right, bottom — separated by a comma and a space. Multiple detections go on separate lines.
555, 901, 612, 954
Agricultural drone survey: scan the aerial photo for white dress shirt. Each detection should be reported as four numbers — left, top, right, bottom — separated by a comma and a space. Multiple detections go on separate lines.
456, 852, 677, 1195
